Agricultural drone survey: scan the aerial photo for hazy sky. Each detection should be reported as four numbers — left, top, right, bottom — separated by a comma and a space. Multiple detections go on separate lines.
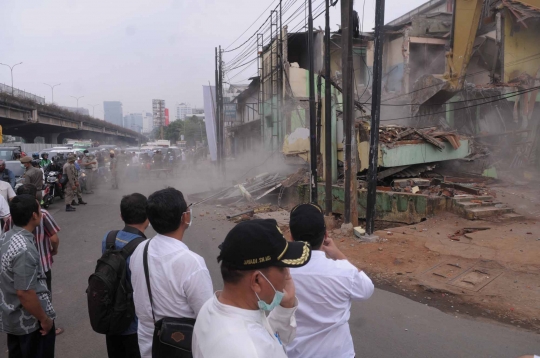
1, 0, 426, 120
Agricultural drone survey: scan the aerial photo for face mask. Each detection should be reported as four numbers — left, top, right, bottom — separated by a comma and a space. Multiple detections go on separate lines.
21, 164, 26, 169
255, 271, 284, 311
183, 207, 193, 227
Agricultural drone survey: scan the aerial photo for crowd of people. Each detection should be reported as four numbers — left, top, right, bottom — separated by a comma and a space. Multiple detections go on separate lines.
0, 180, 538, 358
0, 182, 377, 358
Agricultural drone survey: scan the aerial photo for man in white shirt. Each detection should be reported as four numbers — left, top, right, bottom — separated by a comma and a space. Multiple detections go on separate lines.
130, 187, 213, 358
193, 219, 312, 358
0, 194, 9, 234
287, 203, 374, 358
0, 179, 16, 203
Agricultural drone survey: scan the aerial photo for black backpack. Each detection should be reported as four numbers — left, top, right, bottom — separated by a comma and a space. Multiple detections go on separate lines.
87, 230, 145, 335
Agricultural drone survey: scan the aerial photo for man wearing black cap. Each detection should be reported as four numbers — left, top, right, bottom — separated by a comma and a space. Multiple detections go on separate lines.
192, 219, 311, 358
286, 203, 374, 358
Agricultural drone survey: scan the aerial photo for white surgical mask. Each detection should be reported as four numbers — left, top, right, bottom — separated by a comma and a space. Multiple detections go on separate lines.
183, 207, 193, 227
254, 271, 284, 311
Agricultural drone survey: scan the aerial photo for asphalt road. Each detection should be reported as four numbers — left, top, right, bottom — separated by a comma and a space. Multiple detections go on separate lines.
1, 176, 539, 357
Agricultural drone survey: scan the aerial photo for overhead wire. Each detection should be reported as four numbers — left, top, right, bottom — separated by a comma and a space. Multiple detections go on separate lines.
379, 85, 540, 122
224, 0, 281, 50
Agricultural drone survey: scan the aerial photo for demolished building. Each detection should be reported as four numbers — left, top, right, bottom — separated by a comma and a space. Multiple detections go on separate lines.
223, 0, 539, 223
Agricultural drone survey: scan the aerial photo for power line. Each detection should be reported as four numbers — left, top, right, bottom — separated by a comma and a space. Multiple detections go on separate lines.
380, 85, 540, 122
224, 0, 281, 50
382, 51, 540, 103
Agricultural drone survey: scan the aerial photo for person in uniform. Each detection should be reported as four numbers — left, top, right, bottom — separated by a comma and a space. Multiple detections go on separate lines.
21, 156, 43, 202
71, 156, 87, 206
63, 154, 79, 212
81, 150, 97, 194
109, 151, 118, 189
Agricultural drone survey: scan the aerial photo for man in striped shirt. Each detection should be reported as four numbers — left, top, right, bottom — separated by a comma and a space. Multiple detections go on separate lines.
4, 184, 63, 335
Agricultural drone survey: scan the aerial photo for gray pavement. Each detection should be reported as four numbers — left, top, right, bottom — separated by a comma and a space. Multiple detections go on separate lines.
1, 176, 539, 357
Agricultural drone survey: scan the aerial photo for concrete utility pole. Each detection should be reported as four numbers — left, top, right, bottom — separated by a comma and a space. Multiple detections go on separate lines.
44, 83, 61, 104
215, 47, 221, 168
219, 46, 226, 177
308, 0, 318, 204
324, 0, 332, 215
365, 0, 386, 238
70, 95, 84, 109
341, 0, 358, 227
0, 62, 23, 96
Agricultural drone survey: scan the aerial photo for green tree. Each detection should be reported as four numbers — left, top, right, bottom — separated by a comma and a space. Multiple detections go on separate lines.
153, 116, 207, 146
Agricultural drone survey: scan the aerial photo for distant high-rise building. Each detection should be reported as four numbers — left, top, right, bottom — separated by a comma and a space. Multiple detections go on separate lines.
192, 107, 204, 115
176, 103, 192, 121
104, 101, 123, 127
142, 112, 153, 134
152, 99, 166, 131
61, 106, 90, 116
123, 113, 144, 132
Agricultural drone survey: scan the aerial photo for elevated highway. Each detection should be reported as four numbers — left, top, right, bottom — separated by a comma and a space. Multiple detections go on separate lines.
0, 93, 145, 144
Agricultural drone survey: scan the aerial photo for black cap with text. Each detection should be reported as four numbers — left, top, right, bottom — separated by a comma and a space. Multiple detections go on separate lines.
218, 219, 311, 270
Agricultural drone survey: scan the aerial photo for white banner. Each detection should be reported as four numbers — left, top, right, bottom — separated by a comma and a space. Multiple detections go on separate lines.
202, 85, 217, 161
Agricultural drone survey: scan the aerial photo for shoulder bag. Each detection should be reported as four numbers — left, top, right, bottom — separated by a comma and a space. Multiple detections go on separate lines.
143, 240, 196, 358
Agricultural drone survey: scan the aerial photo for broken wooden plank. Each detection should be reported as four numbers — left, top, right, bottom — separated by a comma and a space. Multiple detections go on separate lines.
395, 128, 416, 140
415, 129, 445, 150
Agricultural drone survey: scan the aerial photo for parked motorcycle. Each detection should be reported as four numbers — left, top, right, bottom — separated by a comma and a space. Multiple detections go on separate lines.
42, 171, 64, 208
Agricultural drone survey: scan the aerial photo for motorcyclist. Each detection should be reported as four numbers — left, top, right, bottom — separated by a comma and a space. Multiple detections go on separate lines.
0, 160, 15, 188
12, 150, 21, 161
40, 153, 52, 168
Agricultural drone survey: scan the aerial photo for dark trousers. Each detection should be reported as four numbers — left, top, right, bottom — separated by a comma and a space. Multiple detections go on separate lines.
7, 323, 56, 358
45, 270, 52, 293
106, 333, 141, 358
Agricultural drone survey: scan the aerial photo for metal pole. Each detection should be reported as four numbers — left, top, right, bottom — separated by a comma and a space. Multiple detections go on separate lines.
341, 0, 356, 224
70, 95, 84, 109
0, 62, 23, 96
44, 83, 61, 104
308, 0, 318, 204
366, 0, 386, 235
88, 104, 98, 117
279, 0, 283, 146
324, 0, 332, 215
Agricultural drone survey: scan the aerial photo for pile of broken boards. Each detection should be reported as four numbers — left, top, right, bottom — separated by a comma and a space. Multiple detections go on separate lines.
378, 126, 462, 150
192, 169, 308, 206
378, 170, 496, 198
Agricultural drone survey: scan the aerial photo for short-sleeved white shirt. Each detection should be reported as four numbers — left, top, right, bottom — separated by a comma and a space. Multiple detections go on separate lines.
130, 234, 213, 358
287, 250, 374, 358
0, 181, 15, 203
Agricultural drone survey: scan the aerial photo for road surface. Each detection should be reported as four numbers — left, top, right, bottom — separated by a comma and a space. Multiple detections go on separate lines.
1, 176, 539, 357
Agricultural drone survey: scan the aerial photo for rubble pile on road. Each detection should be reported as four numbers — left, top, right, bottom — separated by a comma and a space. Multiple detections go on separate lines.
191, 168, 308, 207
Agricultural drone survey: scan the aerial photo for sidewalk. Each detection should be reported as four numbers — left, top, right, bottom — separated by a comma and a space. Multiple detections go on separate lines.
329, 212, 540, 332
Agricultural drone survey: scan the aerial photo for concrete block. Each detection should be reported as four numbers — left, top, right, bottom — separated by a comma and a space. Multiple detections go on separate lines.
354, 226, 366, 238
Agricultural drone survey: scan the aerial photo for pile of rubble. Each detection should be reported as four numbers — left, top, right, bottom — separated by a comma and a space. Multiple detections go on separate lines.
384, 175, 495, 198
378, 126, 462, 150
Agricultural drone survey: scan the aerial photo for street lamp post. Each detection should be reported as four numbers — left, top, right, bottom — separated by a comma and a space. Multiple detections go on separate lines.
43, 83, 61, 104
88, 103, 99, 117
70, 95, 84, 110
0, 62, 23, 96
